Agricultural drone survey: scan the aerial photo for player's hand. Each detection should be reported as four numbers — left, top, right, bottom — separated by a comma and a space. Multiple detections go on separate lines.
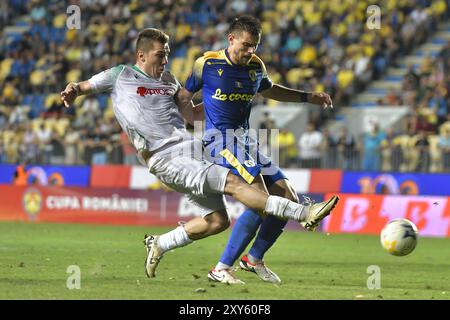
60, 83, 79, 108
308, 92, 333, 109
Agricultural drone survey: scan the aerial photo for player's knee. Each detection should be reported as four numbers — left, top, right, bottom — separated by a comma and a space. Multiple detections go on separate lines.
210, 219, 230, 234
207, 212, 230, 234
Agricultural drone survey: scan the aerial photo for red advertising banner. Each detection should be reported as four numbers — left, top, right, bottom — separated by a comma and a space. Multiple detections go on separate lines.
0, 185, 182, 226
322, 193, 450, 237
90, 165, 131, 188
309, 169, 342, 193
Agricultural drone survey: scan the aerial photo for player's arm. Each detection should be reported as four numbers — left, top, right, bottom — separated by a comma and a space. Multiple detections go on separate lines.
175, 87, 204, 125
260, 84, 333, 109
60, 81, 93, 108
61, 66, 121, 108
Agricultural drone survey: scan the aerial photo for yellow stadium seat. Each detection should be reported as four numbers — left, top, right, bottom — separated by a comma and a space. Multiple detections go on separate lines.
30, 70, 46, 86
66, 69, 81, 83
262, 10, 278, 21
134, 13, 146, 29
54, 118, 70, 136
0, 58, 13, 81
275, 0, 290, 13
32, 118, 43, 132
44, 117, 56, 131
187, 46, 202, 60
170, 58, 185, 81
286, 68, 303, 87
45, 94, 61, 109
53, 14, 66, 28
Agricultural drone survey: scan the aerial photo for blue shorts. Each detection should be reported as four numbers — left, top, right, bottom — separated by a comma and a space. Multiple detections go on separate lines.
203, 136, 287, 186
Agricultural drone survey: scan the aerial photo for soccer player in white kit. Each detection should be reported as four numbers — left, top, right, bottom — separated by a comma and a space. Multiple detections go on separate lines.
60, 28, 338, 283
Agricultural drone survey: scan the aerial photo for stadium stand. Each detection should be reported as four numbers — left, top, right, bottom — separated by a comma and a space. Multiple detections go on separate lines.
0, 0, 449, 172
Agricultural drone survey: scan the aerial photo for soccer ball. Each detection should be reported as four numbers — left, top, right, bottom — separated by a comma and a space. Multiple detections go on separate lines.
380, 218, 418, 256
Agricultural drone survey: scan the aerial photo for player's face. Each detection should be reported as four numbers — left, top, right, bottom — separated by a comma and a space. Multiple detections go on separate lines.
228, 31, 260, 65
142, 42, 170, 79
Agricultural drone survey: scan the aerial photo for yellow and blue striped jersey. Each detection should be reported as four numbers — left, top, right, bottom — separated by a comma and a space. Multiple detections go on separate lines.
185, 49, 272, 136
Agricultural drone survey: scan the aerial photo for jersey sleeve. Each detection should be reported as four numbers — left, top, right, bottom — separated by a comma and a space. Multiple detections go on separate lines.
184, 56, 205, 93
88, 65, 125, 93
257, 59, 273, 92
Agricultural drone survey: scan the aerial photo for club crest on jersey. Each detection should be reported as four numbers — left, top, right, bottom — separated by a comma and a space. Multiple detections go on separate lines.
244, 159, 256, 167
249, 70, 257, 82
217, 69, 223, 76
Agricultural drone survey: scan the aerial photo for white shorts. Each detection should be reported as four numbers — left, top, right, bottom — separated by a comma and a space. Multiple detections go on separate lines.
146, 140, 230, 217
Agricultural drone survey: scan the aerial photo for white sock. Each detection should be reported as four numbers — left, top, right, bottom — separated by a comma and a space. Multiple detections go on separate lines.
264, 195, 305, 221
158, 226, 193, 253
215, 262, 231, 270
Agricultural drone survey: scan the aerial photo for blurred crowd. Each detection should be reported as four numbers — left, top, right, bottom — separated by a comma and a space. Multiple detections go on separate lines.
0, 0, 449, 171
269, 37, 450, 173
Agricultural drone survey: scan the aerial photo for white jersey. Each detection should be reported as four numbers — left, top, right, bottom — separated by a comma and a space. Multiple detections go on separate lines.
88, 64, 192, 152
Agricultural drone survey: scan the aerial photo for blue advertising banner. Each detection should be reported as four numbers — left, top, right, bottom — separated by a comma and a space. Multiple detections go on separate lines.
0, 164, 91, 187
341, 172, 450, 196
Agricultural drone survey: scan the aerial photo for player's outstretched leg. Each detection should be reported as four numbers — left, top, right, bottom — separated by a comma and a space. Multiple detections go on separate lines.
144, 212, 229, 278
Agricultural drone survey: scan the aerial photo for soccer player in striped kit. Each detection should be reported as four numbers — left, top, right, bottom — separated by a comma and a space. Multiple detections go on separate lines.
179, 16, 338, 284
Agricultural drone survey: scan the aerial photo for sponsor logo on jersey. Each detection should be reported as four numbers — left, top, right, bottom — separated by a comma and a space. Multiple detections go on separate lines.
211, 88, 253, 102
136, 87, 174, 97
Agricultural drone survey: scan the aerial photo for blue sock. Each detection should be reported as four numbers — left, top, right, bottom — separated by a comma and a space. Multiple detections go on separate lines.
248, 215, 287, 261
219, 209, 262, 266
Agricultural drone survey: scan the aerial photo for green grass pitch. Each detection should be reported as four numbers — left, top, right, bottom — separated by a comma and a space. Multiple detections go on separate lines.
0, 222, 449, 300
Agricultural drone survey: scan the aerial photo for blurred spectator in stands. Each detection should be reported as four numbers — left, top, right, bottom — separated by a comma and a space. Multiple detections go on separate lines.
258, 111, 274, 130
64, 126, 80, 165
277, 128, 297, 168
438, 126, 450, 172
8, 100, 30, 125
321, 128, 337, 169
337, 127, 359, 171
362, 122, 385, 171
298, 122, 323, 168
429, 87, 448, 126
402, 65, 420, 91
380, 128, 403, 172
20, 123, 39, 164
29, 0, 47, 22
86, 126, 108, 165
35, 122, 52, 164
0, 108, 7, 130
49, 131, 65, 165
80, 95, 101, 119
0, 139, 6, 163
335, 65, 354, 105
120, 130, 136, 165
109, 132, 124, 164
45, 98, 64, 118
2, 80, 19, 107
13, 163, 27, 186
258, 112, 276, 152
415, 130, 430, 172
384, 88, 401, 106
